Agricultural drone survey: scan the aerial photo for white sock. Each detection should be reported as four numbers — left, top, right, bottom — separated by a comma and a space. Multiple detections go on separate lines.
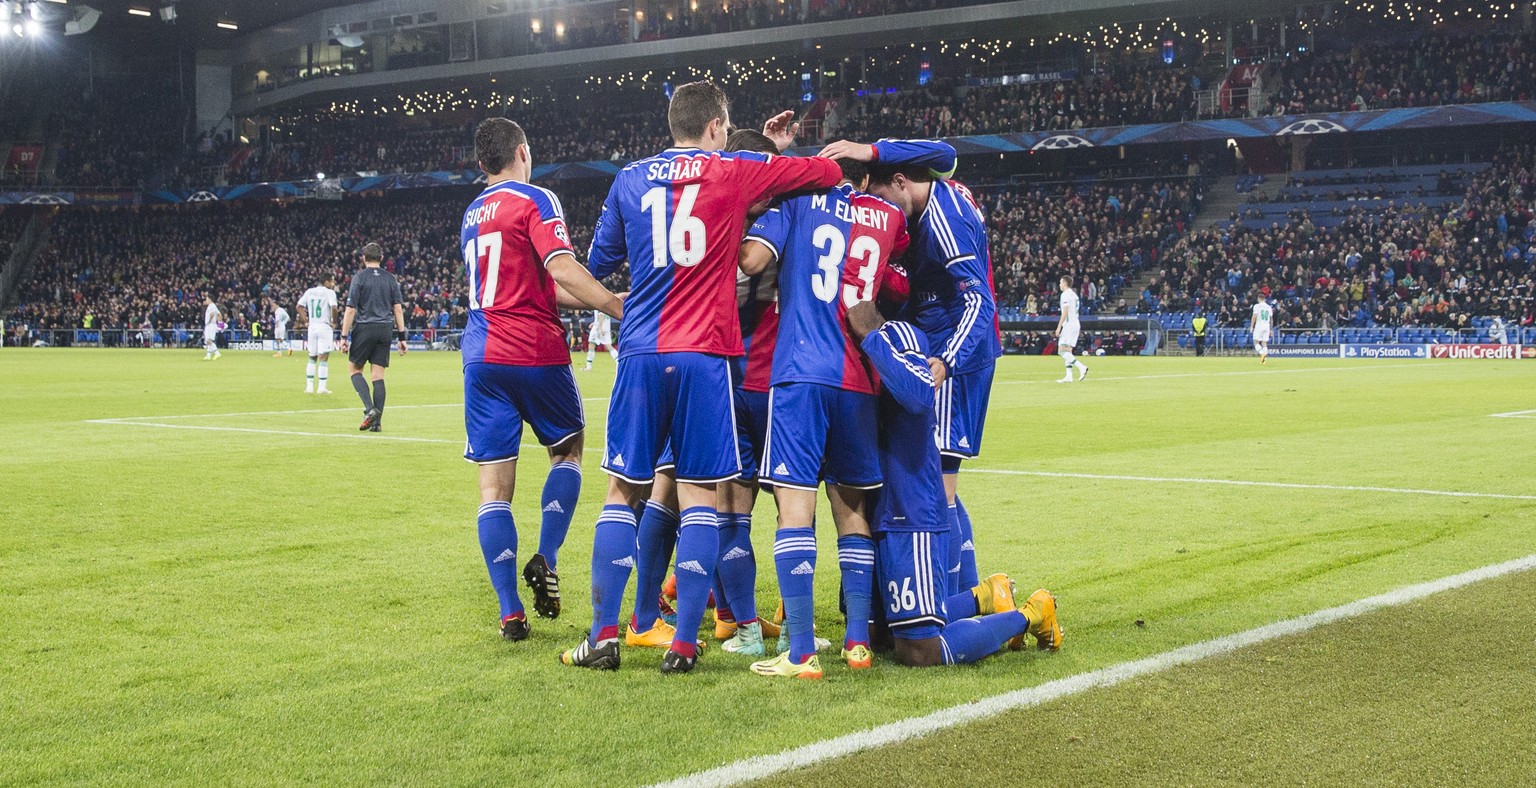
306, 361, 316, 387
1075, 360, 1087, 372
608, 346, 618, 360
1060, 351, 1076, 376
319, 361, 329, 389
585, 348, 595, 365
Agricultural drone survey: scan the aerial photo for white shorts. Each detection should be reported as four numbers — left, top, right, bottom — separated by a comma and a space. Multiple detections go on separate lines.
308, 325, 335, 356
1058, 327, 1080, 349
274, 327, 288, 341
590, 330, 613, 347
203, 328, 217, 343
1253, 330, 1271, 345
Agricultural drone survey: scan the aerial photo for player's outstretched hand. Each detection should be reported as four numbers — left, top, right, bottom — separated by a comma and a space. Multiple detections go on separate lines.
927, 357, 948, 388
762, 110, 799, 152
818, 140, 876, 162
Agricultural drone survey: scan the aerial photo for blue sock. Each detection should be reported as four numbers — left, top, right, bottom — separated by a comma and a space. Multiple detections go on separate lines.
537, 461, 582, 570
476, 501, 522, 619
588, 504, 637, 646
837, 534, 875, 648
944, 590, 979, 622
956, 496, 979, 589
774, 527, 818, 662
946, 504, 963, 597
632, 500, 679, 633
938, 611, 1028, 665
670, 506, 720, 658
718, 513, 759, 624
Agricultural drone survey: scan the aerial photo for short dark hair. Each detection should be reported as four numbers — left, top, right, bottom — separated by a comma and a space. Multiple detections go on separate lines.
836, 157, 869, 186
867, 164, 932, 187
361, 242, 383, 262
475, 117, 527, 175
668, 80, 728, 142
725, 129, 777, 155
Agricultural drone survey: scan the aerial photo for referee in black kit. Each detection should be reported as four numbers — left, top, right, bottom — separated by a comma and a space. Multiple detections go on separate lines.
338, 242, 408, 432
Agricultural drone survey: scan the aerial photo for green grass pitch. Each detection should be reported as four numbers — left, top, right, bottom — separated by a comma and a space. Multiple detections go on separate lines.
2, 349, 1534, 785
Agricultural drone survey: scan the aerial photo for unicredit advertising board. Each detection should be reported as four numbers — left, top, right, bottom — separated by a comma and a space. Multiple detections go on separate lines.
1428, 344, 1524, 360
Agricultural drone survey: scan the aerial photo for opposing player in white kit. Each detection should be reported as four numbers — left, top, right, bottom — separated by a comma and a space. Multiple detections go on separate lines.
298, 275, 339, 393
1054, 277, 1088, 383
201, 295, 222, 361
582, 310, 617, 371
272, 302, 293, 357
1250, 294, 1274, 364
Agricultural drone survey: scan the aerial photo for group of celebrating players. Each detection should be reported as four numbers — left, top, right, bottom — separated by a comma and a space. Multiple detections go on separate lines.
457, 80, 1062, 678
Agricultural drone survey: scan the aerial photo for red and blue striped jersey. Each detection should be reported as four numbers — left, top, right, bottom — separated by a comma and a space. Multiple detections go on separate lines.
459, 180, 574, 367
588, 147, 842, 358
747, 183, 910, 394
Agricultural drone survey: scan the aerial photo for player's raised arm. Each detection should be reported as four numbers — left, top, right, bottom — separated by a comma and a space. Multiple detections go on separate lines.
821, 139, 958, 180
734, 150, 842, 208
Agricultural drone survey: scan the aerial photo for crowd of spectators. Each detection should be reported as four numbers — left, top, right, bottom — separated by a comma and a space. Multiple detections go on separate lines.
1148, 145, 1536, 330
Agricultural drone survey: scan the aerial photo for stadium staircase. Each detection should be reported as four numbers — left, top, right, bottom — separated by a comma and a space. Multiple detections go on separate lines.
1195, 174, 1246, 229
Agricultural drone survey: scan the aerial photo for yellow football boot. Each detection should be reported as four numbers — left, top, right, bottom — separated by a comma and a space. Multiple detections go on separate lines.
625, 618, 707, 653
974, 573, 1016, 615
841, 644, 873, 670
1012, 589, 1062, 652
750, 652, 824, 680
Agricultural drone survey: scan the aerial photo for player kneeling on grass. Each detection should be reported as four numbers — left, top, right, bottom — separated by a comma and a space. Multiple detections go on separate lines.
852, 301, 1060, 668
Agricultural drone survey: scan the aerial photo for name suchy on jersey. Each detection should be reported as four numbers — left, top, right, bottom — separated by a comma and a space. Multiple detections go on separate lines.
748, 183, 909, 393
587, 148, 841, 357
459, 181, 575, 366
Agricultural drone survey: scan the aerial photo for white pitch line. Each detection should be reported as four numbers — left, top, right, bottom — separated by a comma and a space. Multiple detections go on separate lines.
654, 553, 1536, 788
94, 403, 463, 421
83, 419, 463, 444
993, 362, 1426, 386
1489, 409, 1536, 419
966, 468, 1536, 501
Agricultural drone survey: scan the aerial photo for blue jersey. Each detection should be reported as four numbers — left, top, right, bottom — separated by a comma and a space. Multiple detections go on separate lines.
586, 147, 842, 359
872, 140, 1001, 376
746, 183, 909, 394
860, 321, 947, 533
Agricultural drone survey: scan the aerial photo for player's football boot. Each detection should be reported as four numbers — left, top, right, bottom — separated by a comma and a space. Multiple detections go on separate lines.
975, 573, 1017, 616
720, 621, 766, 657
1011, 589, 1062, 652
317, 388, 331, 395
659, 648, 697, 675
369, 415, 382, 433
522, 554, 561, 619
358, 408, 380, 431
1078, 365, 1089, 381
775, 632, 833, 655
750, 652, 824, 680
559, 637, 620, 671
841, 644, 873, 670
500, 613, 530, 642
625, 618, 706, 652
713, 611, 738, 641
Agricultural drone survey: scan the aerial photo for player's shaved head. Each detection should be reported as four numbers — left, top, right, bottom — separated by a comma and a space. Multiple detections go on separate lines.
725, 129, 776, 155
669, 80, 729, 143
475, 117, 527, 176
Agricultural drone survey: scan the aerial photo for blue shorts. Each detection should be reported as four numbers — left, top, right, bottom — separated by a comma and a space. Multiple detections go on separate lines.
603, 352, 739, 484
463, 362, 584, 464
761, 382, 881, 491
937, 364, 995, 460
735, 388, 769, 481
876, 530, 949, 639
